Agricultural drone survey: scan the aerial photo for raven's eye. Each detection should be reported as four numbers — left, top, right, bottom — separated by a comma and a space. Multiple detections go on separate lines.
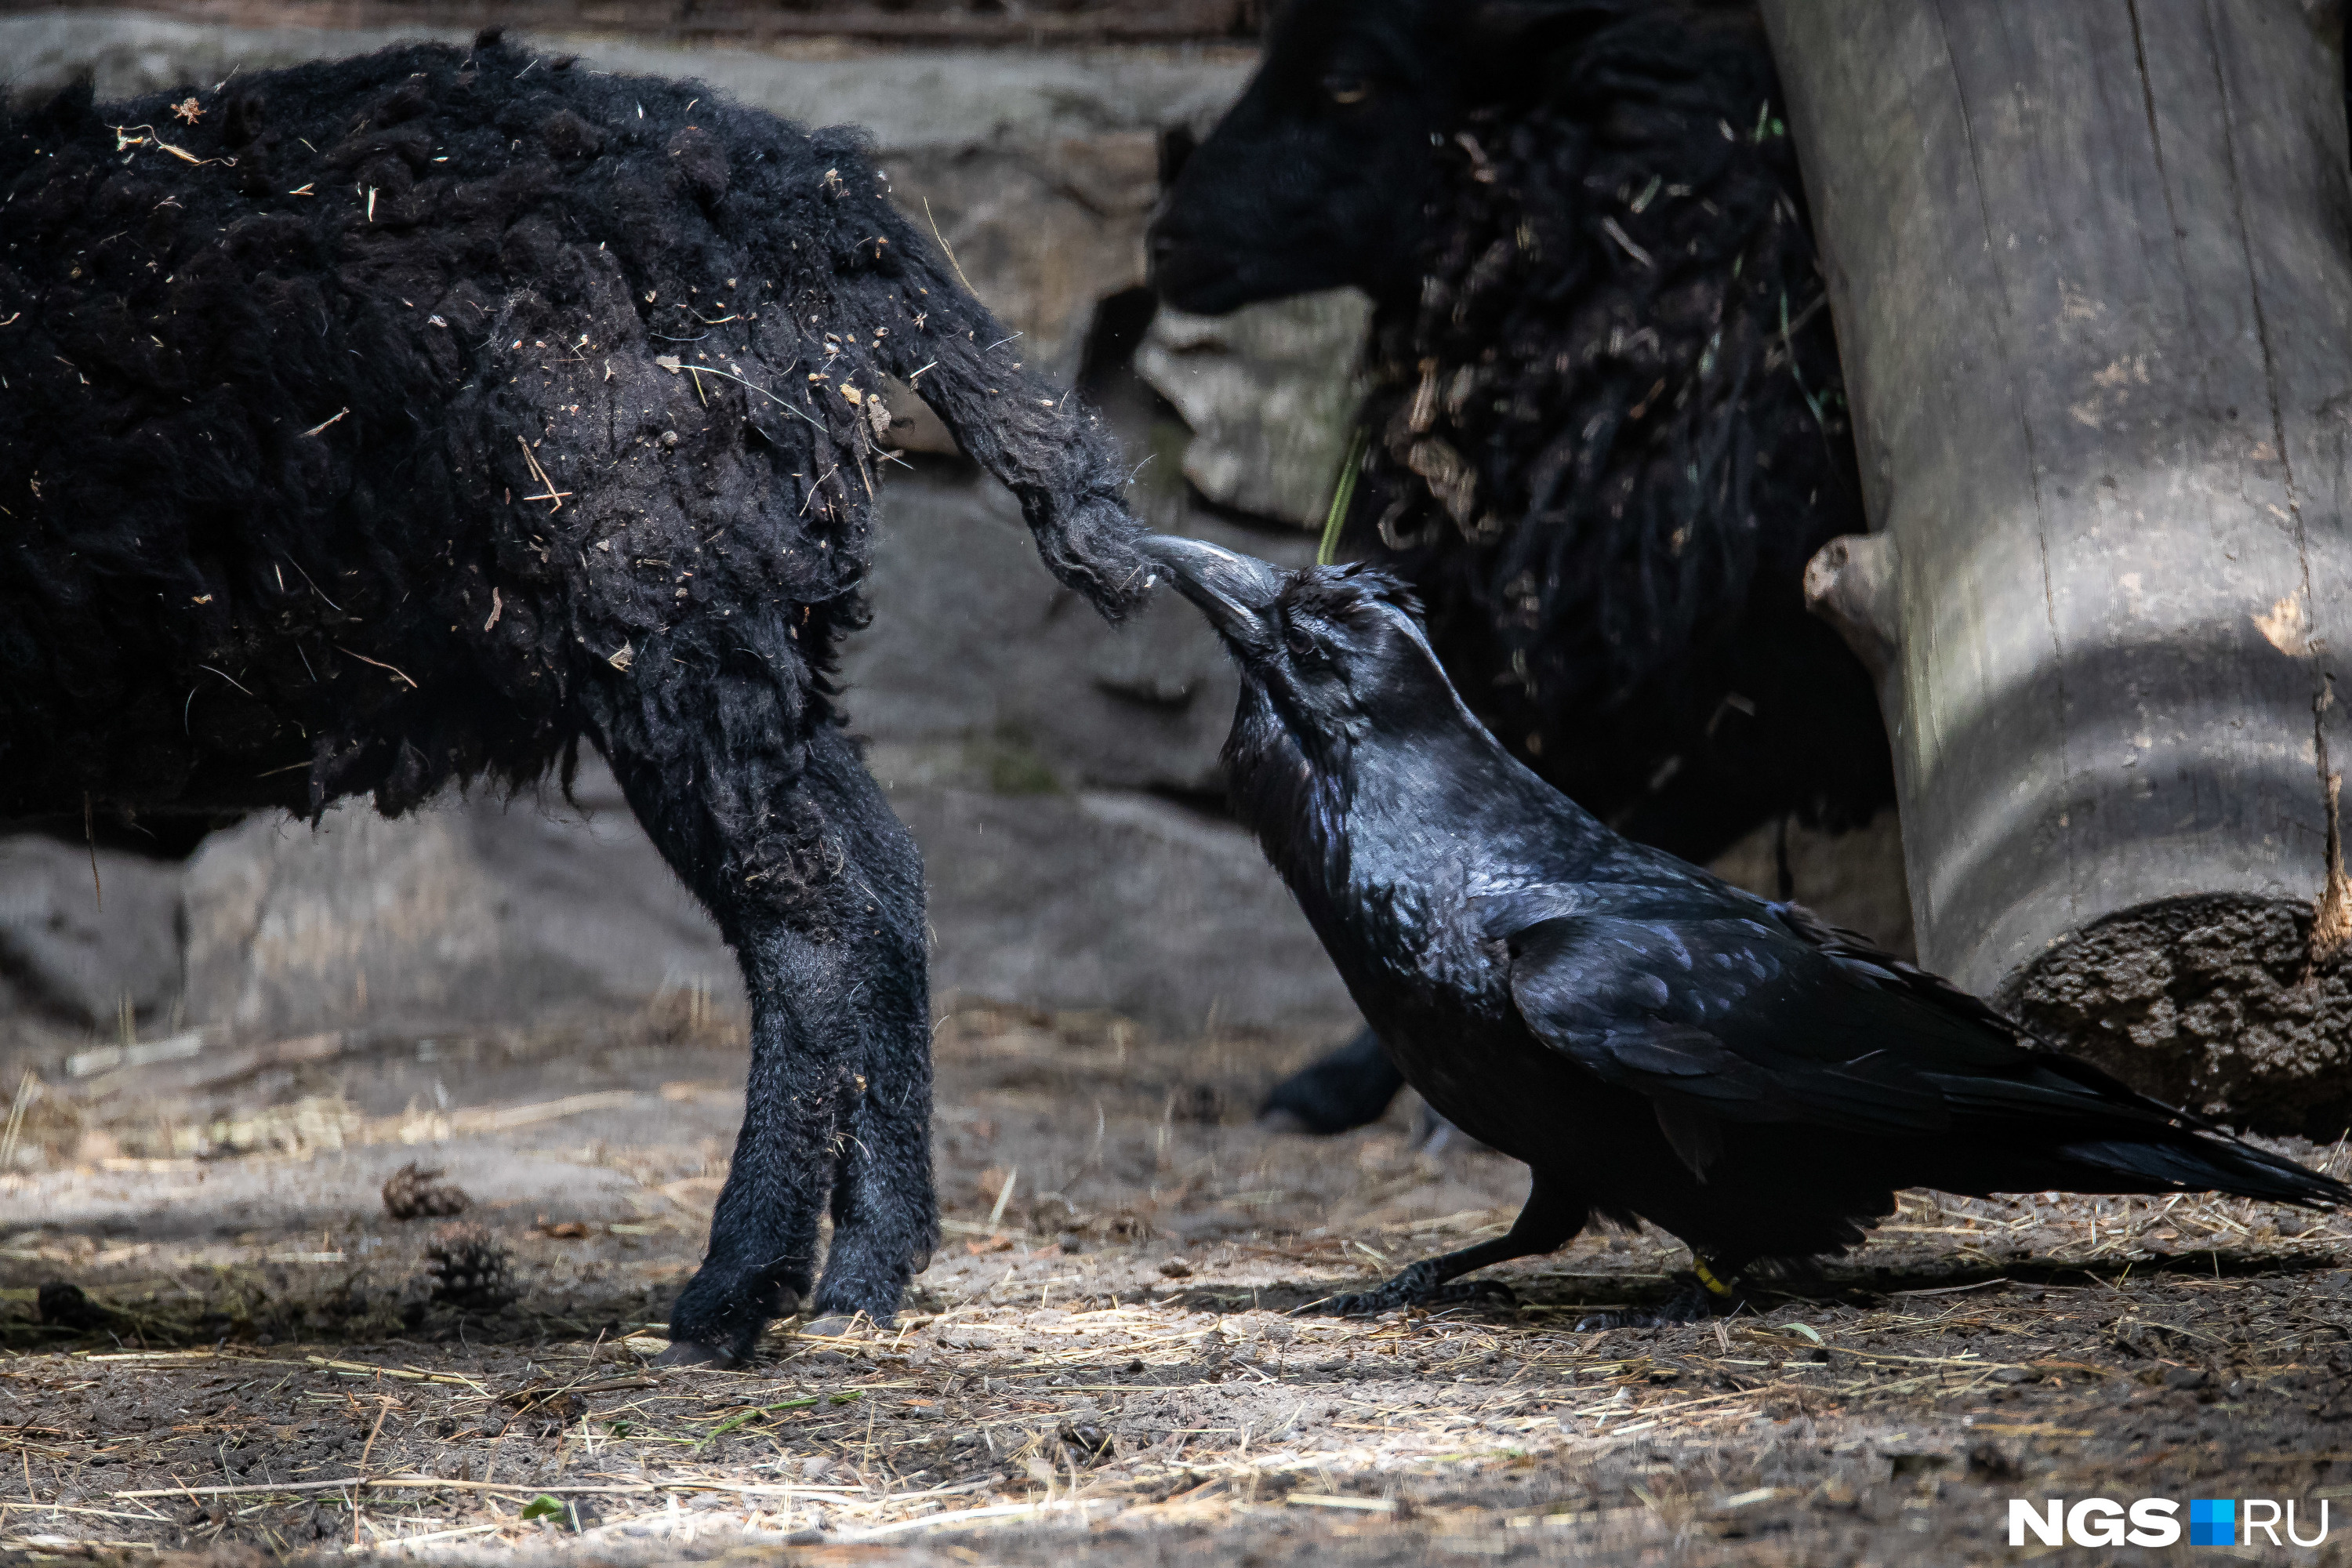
1323, 75, 1371, 107
1284, 622, 1321, 659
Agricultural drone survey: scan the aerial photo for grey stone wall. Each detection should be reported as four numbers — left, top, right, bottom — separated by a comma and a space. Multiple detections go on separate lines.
1136, 292, 1372, 528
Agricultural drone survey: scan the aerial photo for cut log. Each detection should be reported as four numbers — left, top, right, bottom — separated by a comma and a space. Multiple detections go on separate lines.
1761, 0, 2352, 1131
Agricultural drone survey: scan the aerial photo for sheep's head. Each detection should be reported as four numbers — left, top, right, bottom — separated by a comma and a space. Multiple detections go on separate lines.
1148, 0, 1669, 315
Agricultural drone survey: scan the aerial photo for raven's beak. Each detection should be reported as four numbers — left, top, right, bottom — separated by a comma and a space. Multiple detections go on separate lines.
1140, 533, 1284, 648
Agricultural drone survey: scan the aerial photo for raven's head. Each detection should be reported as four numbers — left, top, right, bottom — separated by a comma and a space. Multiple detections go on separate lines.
1142, 533, 1464, 760
1146, 532, 1468, 876
1145, 532, 1547, 896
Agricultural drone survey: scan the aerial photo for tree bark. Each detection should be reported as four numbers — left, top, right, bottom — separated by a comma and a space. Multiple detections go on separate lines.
1760, 0, 2352, 1131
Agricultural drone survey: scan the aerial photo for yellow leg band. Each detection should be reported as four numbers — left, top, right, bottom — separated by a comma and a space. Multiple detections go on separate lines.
1692, 1258, 1737, 1298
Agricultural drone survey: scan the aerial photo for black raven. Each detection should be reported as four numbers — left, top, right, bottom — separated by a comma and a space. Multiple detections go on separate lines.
1144, 533, 2351, 1318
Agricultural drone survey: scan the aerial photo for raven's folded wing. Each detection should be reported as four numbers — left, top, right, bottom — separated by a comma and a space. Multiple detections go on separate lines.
1490, 884, 2209, 1172
1500, 909, 1956, 1146
1760, 896, 2229, 1134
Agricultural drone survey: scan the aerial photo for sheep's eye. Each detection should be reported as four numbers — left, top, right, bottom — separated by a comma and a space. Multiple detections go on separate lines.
1284, 622, 1321, 659
1323, 75, 1371, 107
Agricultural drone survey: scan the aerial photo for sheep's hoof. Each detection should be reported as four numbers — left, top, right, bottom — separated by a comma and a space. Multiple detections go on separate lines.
653, 1339, 741, 1369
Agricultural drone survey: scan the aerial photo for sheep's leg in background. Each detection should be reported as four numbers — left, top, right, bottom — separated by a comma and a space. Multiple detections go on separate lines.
586, 658, 935, 1365
1260, 1025, 1470, 1149
1259, 1026, 1405, 1135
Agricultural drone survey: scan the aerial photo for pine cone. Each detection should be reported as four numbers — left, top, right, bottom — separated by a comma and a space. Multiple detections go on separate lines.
424, 1225, 516, 1310
383, 1163, 472, 1221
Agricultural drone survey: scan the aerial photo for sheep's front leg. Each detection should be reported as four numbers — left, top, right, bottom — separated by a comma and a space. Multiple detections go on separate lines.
587, 681, 935, 1365
801, 731, 938, 1331
662, 924, 858, 1363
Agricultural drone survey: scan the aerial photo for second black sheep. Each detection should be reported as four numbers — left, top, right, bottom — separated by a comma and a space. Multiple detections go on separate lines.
1150, 0, 1891, 1133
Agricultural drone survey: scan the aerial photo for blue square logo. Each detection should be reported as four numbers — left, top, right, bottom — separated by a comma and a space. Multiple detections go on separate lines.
2190, 1499, 2237, 1546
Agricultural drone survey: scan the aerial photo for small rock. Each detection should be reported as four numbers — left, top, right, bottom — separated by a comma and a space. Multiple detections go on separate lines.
1811, 1478, 1859, 1512
1966, 1441, 2021, 1482
34, 1281, 116, 1331
1059, 1421, 1114, 1465
0, 837, 182, 1027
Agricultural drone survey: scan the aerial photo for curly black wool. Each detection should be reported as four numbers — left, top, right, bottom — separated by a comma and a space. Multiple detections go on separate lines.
0, 34, 1152, 1359
1342, 5, 1887, 857
1152, 0, 1896, 1139
0, 34, 1146, 827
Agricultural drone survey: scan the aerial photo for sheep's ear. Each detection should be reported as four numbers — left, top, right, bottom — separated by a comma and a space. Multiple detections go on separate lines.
20, 75, 98, 133
1463, 0, 1626, 94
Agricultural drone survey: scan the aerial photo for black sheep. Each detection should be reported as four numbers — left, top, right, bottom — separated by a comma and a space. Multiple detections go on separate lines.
1154, 0, 1886, 855
0, 34, 1151, 1365
1151, 0, 1892, 1134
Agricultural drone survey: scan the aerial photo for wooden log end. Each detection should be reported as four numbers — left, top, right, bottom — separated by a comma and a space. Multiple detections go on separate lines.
2000, 894, 2352, 1136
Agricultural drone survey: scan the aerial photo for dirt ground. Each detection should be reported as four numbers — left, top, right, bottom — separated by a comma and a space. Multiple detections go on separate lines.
9, 1000, 2352, 1566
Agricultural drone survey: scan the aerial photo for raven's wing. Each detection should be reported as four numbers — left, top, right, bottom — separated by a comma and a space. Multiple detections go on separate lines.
1482, 881, 2207, 1171
1757, 897, 2231, 1134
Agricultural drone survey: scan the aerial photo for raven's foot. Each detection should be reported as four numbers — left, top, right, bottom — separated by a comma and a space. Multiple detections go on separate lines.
1576, 1266, 1738, 1331
652, 1338, 743, 1369
1309, 1260, 1516, 1317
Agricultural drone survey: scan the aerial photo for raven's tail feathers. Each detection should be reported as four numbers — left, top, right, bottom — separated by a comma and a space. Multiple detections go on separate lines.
2059, 1134, 2352, 1210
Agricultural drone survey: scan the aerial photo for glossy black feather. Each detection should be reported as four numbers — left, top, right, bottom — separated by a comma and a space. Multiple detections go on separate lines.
1145, 535, 2348, 1305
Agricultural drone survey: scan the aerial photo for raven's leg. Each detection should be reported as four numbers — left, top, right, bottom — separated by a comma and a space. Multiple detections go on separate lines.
1259, 1027, 1406, 1135
1314, 1175, 1588, 1316
1574, 1253, 1747, 1330
586, 666, 935, 1367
